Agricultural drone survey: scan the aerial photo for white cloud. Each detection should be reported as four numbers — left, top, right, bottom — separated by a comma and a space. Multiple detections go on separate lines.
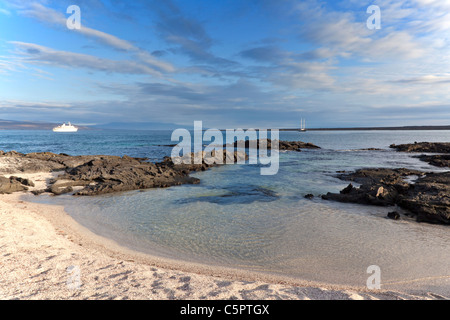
10, 41, 164, 77
391, 74, 450, 85
0, 8, 11, 15
294, 1, 427, 61
7, 1, 176, 73
15, 2, 136, 51
0, 99, 73, 109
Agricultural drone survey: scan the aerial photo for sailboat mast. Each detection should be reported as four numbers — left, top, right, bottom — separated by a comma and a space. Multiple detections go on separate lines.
300, 118, 306, 131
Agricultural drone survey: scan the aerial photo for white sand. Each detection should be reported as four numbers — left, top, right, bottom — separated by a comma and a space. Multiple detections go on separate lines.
0, 170, 444, 300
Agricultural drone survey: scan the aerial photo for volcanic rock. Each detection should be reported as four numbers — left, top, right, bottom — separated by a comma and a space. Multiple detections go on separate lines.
224, 139, 320, 152
389, 142, 450, 153
390, 142, 450, 168
387, 211, 400, 220
322, 168, 450, 225
1, 149, 248, 196
414, 154, 450, 168
56, 150, 248, 196
0, 176, 30, 194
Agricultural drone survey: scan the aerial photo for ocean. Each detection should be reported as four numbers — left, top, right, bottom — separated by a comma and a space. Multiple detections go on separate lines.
2, 129, 449, 293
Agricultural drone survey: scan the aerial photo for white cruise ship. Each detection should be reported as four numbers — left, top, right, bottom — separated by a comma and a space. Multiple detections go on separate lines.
52, 122, 78, 132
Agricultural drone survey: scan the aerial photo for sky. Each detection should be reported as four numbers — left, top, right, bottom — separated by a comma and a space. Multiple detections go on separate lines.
0, 0, 449, 129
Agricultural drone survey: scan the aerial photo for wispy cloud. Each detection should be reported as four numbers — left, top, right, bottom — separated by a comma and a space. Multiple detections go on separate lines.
148, 0, 239, 68
10, 41, 165, 76
8, 1, 134, 50
6, 0, 176, 73
292, 1, 427, 61
0, 99, 73, 109
0, 7, 11, 15
390, 74, 450, 85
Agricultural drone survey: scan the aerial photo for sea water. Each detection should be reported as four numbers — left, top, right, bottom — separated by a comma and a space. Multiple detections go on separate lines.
3, 129, 449, 294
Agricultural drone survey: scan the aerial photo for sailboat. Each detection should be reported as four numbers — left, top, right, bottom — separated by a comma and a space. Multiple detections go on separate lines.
300, 118, 307, 132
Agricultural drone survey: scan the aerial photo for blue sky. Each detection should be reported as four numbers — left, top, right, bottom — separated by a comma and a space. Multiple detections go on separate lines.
0, 0, 449, 128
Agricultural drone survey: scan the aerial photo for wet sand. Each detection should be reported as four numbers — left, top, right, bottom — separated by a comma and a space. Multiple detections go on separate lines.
0, 171, 446, 300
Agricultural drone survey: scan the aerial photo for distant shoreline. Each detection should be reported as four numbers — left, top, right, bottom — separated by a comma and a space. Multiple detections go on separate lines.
279, 125, 450, 131
0, 117, 449, 132
213, 125, 450, 132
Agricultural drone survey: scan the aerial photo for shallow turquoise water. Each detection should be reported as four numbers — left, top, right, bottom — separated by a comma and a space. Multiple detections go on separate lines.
7, 129, 450, 292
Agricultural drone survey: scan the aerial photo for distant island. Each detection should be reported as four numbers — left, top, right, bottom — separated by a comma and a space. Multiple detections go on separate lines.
215, 125, 450, 131
279, 125, 450, 131
0, 119, 91, 131
0, 119, 181, 131
0, 119, 449, 131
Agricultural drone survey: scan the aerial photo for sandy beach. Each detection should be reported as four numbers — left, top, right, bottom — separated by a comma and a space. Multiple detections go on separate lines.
1, 168, 447, 301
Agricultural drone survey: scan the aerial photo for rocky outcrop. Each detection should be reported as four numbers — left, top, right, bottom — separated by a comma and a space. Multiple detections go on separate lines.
1, 150, 248, 196
57, 155, 201, 196
224, 139, 320, 152
398, 171, 450, 224
0, 151, 65, 173
278, 140, 320, 151
322, 168, 422, 206
389, 142, 450, 153
0, 176, 32, 194
322, 168, 450, 225
390, 142, 450, 168
414, 154, 450, 168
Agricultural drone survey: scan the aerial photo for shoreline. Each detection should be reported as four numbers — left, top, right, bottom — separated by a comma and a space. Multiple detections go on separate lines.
1, 171, 443, 300
279, 126, 450, 131
1, 123, 449, 132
